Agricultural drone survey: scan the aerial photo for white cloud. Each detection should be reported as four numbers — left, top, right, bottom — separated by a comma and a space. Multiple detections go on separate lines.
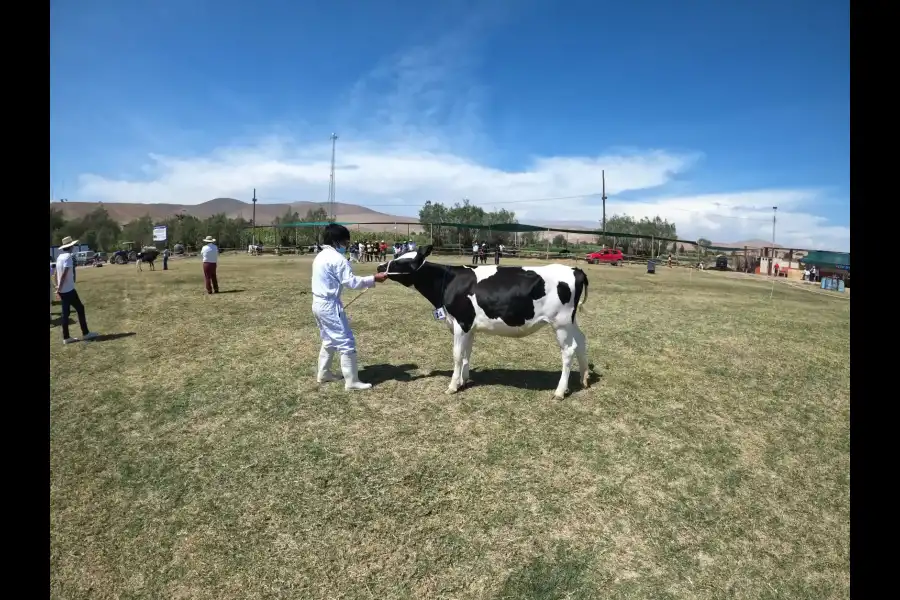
71, 13, 849, 251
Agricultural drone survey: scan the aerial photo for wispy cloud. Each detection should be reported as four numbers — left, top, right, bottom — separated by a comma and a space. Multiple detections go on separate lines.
334, 14, 491, 155
70, 8, 849, 251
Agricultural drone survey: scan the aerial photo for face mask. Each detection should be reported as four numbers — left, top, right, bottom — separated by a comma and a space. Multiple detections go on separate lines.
336, 245, 347, 254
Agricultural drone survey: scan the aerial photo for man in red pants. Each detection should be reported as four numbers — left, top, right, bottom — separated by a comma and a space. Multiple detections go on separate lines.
201, 235, 219, 294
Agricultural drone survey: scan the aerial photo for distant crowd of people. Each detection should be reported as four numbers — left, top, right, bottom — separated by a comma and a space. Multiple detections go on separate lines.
346, 240, 419, 262
803, 265, 820, 282
471, 241, 504, 265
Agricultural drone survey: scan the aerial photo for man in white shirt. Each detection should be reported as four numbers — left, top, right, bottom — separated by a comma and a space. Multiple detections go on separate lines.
200, 235, 219, 294
312, 224, 388, 389
54, 236, 98, 344
471, 241, 480, 265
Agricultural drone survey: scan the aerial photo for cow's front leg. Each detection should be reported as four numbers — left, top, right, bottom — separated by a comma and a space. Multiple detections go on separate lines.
446, 327, 469, 394
553, 325, 577, 399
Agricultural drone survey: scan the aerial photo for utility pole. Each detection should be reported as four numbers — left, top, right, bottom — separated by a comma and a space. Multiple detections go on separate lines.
252, 188, 257, 245
602, 169, 608, 238
328, 133, 338, 222
772, 206, 778, 250
600, 170, 608, 248
770, 206, 778, 299
601, 170, 607, 232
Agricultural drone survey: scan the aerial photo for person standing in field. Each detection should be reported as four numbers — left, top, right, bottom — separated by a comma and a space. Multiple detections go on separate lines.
311, 223, 388, 390
163, 247, 170, 270
54, 236, 99, 345
201, 236, 219, 294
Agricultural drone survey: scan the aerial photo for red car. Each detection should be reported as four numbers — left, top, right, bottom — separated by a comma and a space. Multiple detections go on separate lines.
585, 248, 624, 266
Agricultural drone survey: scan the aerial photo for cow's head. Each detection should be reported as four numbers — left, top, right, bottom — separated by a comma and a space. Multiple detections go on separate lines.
377, 245, 433, 285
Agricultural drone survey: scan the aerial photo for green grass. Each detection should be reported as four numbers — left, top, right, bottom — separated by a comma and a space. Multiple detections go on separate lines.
50, 255, 850, 599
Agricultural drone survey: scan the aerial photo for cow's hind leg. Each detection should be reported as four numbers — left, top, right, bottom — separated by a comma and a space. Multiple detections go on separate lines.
446, 327, 471, 395
552, 324, 581, 399
460, 331, 475, 387
571, 324, 590, 387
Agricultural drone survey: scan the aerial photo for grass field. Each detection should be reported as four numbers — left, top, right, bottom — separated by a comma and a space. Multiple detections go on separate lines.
50, 255, 850, 600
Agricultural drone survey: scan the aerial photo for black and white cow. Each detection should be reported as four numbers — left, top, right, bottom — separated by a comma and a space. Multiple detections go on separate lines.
377, 245, 591, 399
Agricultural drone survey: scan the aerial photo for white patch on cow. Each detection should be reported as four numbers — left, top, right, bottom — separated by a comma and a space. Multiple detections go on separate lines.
469, 266, 499, 282
398, 251, 418, 261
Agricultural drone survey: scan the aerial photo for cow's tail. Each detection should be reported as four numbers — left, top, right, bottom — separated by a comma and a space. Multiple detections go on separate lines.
573, 267, 588, 320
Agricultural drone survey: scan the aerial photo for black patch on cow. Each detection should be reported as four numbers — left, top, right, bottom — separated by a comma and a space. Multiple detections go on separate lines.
572, 268, 588, 323
443, 267, 478, 332
474, 267, 547, 327
556, 281, 572, 305
405, 263, 479, 333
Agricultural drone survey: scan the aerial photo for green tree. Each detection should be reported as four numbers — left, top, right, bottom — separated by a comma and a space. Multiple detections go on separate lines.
418, 201, 450, 246
272, 207, 300, 246
697, 237, 711, 256
520, 231, 540, 247
61, 207, 122, 251
552, 234, 567, 247
121, 216, 155, 247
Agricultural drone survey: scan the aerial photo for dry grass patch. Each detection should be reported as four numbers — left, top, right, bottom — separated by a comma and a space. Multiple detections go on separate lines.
51, 255, 849, 599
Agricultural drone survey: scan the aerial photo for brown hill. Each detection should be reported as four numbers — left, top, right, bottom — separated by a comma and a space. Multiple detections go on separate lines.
52, 198, 423, 234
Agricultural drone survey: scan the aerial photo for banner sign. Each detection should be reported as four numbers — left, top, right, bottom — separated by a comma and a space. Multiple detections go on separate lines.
153, 226, 167, 242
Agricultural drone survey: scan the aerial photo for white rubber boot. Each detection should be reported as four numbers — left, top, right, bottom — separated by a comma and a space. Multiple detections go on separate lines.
316, 345, 341, 383
340, 353, 372, 390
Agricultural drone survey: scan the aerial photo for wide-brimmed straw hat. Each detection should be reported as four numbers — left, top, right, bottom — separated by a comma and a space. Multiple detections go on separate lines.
59, 236, 79, 250
203, 236, 216, 243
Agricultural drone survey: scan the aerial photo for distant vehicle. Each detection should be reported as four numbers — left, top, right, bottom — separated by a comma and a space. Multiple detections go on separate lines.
74, 251, 97, 266
714, 255, 730, 271
50, 244, 89, 261
585, 248, 624, 266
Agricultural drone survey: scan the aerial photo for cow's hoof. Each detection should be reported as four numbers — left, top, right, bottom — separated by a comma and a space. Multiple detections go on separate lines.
581, 375, 590, 388
445, 387, 458, 395
552, 393, 566, 401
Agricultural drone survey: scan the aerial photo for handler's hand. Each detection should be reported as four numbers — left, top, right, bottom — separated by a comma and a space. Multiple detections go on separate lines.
374, 272, 388, 283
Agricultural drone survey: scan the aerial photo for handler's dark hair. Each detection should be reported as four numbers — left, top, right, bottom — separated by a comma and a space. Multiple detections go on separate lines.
322, 223, 351, 247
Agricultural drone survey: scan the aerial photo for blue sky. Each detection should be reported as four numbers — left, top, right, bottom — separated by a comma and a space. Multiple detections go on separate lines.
50, 0, 849, 250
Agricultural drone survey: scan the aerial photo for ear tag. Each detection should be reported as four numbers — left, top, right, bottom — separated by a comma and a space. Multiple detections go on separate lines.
433, 307, 446, 321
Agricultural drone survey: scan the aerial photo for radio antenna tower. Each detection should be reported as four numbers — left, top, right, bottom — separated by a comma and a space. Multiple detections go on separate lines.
327, 133, 338, 221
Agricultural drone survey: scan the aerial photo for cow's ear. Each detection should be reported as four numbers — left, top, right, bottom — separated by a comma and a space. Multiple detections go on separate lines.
421, 245, 433, 258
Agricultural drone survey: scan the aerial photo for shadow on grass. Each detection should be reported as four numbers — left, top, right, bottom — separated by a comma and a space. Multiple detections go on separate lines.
215, 289, 247, 294
424, 364, 601, 392
50, 316, 74, 328
496, 544, 596, 600
88, 332, 137, 343
359, 363, 422, 385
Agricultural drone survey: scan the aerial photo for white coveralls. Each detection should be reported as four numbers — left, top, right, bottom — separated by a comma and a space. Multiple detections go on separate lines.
311, 245, 376, 389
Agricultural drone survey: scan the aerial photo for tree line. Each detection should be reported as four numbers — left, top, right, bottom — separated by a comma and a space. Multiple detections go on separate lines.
50, 202, 691, 256
49, 205, 433, 252
418, 199, 519, 246
49, 206, 253, 251
417, 201, 685, 254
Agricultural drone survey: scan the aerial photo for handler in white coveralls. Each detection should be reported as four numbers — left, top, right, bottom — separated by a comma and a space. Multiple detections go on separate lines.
312, 223, 388, 389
